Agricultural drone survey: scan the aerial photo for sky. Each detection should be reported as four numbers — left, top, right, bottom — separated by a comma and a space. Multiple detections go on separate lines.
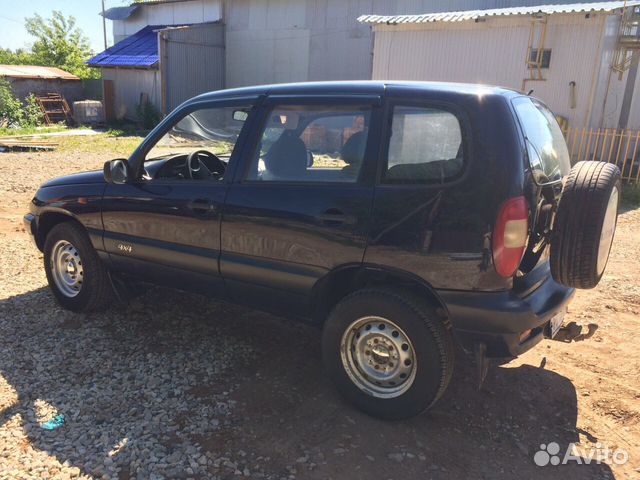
0, 0, 123, 54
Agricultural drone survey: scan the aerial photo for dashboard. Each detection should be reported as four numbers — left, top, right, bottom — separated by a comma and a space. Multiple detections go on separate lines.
143, 152, 227, 181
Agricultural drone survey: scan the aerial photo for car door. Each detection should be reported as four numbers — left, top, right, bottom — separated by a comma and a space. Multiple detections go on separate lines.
101, 97, 258, 294
364, 91, 496, 291
221, 95, 382, 315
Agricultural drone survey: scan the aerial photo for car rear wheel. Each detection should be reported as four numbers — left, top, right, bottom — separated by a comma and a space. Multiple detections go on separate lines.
44, 222, 114, 312
322, 288, 454, 420
550, 161, 621, 289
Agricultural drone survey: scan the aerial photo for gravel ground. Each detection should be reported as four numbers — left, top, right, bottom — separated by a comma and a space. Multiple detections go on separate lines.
0, 139, 639, 479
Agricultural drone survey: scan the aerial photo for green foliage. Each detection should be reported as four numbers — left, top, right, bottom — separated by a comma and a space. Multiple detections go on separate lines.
0, 47, 35, 65
0, 79, 25, 126
18, 11, 99, 80
23, 94, 45, 127
0, 79, 44, 128
136, 100, 161, 129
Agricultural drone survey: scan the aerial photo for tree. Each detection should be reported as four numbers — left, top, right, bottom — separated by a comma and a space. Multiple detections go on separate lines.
0, 47, 35, 65
24, 11, 99, 79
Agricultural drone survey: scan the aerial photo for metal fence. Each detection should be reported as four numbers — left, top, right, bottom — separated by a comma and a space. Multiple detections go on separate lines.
562, 127, 640, 183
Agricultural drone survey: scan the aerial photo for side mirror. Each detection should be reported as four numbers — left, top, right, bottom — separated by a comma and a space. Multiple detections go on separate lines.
103, 159, 131, 184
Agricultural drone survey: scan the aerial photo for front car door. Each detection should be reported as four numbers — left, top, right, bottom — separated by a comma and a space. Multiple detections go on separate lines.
101, 97, 258, 294
221, 95, 383, 315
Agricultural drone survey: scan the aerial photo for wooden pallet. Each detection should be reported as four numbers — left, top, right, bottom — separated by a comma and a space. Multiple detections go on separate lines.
0, 139, 58, 152
36, 93, 72, 125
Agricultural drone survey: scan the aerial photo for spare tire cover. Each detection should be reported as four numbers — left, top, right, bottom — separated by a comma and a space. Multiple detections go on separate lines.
550, 161, 621, 289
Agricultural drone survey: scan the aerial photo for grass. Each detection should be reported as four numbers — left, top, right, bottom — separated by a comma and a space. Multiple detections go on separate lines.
0, 124, 73, 137
57, 133, 145, 157
622, 184, 640, 208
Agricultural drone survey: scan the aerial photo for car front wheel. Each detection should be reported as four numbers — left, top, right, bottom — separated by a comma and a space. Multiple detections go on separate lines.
44, 222, 114, 312
322, 288, 454, 420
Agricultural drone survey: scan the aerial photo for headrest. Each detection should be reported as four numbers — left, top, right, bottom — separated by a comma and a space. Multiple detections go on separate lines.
341, 131, 366, 165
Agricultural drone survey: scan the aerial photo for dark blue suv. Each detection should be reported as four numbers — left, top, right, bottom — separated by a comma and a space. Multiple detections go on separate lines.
24, 81, 621, 419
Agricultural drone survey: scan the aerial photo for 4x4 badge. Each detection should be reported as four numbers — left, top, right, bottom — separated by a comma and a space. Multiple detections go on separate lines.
117, 243, 132, 253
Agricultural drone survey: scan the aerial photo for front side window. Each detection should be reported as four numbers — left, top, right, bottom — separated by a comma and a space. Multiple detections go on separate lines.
245, 104, 371, 183
512, 97, 570, 184
142, 105, 251, 182
383, 106, 464, 184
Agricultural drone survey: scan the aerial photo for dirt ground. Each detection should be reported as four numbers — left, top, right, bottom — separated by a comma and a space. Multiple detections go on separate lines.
0, 138, 639, 479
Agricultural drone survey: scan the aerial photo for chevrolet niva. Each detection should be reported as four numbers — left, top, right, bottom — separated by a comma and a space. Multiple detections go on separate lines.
25, 82, 620, 419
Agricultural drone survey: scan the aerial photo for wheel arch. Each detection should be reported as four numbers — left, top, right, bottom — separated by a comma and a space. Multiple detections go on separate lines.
36, 210, 84, 251
310, 264, 449, 324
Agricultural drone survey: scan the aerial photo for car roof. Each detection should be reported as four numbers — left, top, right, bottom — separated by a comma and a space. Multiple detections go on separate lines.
189, 80, 522, 104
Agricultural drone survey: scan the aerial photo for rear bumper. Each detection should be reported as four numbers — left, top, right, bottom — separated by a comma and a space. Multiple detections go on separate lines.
438, 275, 575, 357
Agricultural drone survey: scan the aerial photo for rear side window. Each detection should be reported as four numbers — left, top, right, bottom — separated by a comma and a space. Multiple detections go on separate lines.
245, 104, 371, 183
512, 97, 570, 184
383, 106, 464, 184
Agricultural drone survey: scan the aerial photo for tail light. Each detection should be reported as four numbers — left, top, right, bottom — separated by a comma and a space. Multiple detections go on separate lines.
493, 196, 529, 278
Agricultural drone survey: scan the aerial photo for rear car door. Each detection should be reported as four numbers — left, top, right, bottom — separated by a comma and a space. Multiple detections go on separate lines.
221, 95, 382, 315
101, 98, 258, 294
364, 92, 499, 290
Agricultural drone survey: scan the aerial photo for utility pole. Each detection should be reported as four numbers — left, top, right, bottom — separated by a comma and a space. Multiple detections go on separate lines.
101, 0, 108, 50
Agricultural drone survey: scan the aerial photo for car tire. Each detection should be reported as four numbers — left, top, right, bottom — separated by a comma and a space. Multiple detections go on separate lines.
322, 288, 454, 420
550, 161, 621, 289
44, 221, 114, 312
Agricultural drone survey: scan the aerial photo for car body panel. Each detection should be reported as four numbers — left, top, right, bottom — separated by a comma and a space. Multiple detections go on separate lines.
101, 181, 226, 288
31, 182, 106, 251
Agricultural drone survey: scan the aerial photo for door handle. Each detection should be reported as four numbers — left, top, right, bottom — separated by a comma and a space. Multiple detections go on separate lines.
187, 199, 217, 214
317, 208, 356, 225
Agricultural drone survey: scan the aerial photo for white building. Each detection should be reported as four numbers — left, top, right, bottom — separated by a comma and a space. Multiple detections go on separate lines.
92, 0, 607, 119
359, 1, 640, 129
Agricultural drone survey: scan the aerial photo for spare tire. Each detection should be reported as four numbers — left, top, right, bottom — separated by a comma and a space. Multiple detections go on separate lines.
550, 161, 621, 289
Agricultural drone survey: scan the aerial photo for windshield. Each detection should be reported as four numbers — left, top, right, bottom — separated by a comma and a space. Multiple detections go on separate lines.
146, 107, 250, 160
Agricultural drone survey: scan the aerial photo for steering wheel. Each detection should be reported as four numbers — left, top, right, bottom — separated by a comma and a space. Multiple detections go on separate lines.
186, 150, 226, 179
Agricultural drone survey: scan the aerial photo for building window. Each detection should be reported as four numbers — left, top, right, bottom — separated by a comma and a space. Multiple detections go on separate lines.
529, 49, 552, 69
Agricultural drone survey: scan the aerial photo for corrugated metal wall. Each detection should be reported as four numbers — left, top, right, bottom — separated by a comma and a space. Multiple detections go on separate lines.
223, 0, 611, 88
101, 68, 161, 121
163, 23, 225, 112
370, 13, 613, 128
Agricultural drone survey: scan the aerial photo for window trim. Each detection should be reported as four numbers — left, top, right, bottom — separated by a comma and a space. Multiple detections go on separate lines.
239, 100, 379, 186
377, 99, 470, 187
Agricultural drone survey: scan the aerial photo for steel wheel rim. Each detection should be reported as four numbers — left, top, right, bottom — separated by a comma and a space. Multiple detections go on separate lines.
340, 316, 416, 399
597, 186, 618, 276
50, 240, 84, 298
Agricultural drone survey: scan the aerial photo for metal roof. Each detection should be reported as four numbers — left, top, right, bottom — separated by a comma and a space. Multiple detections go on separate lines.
358, 1, 640, 25
0, 65, 80, 80
87, 25, 168, 68
101, 5, 140, 21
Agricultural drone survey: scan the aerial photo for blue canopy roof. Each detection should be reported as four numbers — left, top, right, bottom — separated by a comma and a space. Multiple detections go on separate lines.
87, 25, 166, 68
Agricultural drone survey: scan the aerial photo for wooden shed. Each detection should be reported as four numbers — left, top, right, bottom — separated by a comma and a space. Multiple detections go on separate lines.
0, 65, 83, 105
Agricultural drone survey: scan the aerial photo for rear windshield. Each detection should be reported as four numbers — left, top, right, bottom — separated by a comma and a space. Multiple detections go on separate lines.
512, 97, 570, 184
